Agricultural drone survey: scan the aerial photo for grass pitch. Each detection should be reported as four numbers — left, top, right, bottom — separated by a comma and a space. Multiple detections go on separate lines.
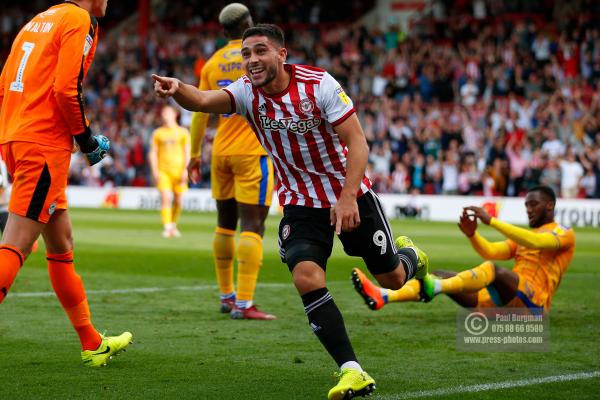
1, 208, 599, 399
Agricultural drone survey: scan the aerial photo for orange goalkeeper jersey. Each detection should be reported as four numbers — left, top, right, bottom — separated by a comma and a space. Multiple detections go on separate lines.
0, 2, 99, 151
190, 39, 266, 157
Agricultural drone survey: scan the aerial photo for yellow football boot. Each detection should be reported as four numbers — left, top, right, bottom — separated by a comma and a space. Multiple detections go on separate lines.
81, 332, 133, 367
328, 368, 376, 399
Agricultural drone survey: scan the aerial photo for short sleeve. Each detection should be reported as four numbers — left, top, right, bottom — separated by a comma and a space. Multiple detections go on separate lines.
318, 72, 355, 126
223, 77, 249, 116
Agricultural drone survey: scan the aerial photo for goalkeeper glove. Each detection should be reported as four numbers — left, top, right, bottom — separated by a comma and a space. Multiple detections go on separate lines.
74, 129, 110, 166
84, 135, 110, 166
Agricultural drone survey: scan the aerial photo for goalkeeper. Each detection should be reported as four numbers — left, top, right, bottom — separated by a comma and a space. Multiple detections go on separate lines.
353, 186, 575, 312
0, 0, 131, 367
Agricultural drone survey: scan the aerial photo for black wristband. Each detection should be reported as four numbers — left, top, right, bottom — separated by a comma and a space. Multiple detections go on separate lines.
74, 128, 98, 153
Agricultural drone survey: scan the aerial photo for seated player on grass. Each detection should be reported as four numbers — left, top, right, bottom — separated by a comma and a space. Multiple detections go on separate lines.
352, 186, 575, 313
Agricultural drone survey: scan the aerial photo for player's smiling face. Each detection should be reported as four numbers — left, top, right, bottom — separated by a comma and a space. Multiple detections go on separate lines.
241, 36, 286, 88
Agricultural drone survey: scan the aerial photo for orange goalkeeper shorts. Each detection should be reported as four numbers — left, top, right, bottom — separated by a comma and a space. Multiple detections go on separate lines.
2, 141, 71, 223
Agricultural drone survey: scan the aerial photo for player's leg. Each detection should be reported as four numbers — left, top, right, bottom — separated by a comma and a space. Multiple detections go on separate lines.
280, 206, 375, 399
159, 190, 173, 237
42, 209, 132, 365
423, 270, 479, 307
229, 155, 275, 319
0, 142, 49, 303
171, 191, 182, 237
211, 155, 238, 312
354, 262, 496, 309
214, 198, 238, 312
421, 262, 516, 303
0, 213, 43, 303
170, 170, 187, 237
230, 202, 275, 319
42, 209, 102, 350
351, 267, 422, 310
157, 170, 174, 237
344, 191, 427, 310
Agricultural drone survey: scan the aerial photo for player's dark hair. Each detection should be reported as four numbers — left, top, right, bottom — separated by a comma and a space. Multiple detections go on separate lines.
528, 185, 556, 204
242, 24, 285, 47
223, 14, 252, 39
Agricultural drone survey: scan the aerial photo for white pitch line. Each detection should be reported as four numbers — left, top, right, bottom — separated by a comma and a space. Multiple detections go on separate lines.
9, 280, 352, 298
378, 371, 600, 399
10, 283, 291, 298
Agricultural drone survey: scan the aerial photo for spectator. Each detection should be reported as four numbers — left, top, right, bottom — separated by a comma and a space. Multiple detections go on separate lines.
580, 168, 596, 198
460, 78, 479, 107
441, 152, 459, 195
3, 1, 596, 199
559, 150, 584, 198
540, 158, 562, 195
541, 129, 566, 159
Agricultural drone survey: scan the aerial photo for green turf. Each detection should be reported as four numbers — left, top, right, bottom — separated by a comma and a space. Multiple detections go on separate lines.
1, 208, 599, 399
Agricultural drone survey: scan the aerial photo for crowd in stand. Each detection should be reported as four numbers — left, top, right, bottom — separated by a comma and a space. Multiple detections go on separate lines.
2, 0, 600, 198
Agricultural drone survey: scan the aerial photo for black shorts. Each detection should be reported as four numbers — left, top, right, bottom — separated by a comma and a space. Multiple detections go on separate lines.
278, 190, 400, 275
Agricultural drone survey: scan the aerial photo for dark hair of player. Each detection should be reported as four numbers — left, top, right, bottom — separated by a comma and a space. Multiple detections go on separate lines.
528, 185, 557, 205
242, 24, 285, 48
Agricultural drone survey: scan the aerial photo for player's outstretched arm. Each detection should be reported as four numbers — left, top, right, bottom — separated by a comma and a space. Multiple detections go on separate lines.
464, 206, 561, 250
152, 75, 232, 114
489, 218, 563, 250
460, 208, 514, 260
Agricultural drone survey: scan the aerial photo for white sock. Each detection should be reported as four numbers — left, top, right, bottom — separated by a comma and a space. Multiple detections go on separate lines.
434, 279, 442, 295
340, 361, 363, 372
235, 299, 253, 309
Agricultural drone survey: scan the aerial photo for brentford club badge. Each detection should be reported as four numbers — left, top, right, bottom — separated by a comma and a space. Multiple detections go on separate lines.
300, 98, 314, 113
282, 224, 291, 240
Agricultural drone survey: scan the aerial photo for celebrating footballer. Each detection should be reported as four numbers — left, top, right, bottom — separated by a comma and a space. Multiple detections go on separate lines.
153, 23, 430, 399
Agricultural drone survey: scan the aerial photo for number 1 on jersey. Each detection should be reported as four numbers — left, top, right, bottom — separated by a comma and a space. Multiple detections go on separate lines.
10, 42, 35, 93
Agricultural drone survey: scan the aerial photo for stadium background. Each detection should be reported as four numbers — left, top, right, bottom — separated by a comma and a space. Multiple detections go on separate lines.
1, 1, 600, 399
2, 0, 600, 200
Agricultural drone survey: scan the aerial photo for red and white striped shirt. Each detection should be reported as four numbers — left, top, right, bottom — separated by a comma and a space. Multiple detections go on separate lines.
224, 64, 371, 208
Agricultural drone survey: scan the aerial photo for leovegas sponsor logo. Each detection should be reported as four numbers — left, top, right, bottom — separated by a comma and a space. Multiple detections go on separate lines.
259, 115, 322, 134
